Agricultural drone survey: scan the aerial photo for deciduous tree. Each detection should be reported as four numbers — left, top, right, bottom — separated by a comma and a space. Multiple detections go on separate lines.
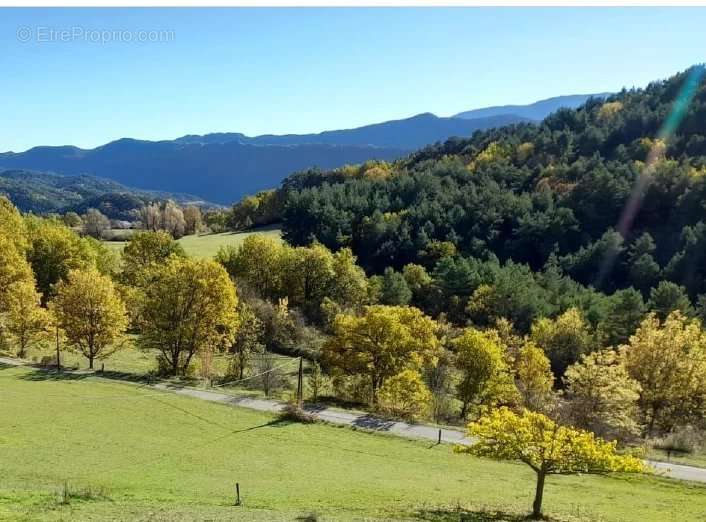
453, 328, 517, 418
377, 369, 432, 419
530, 307, 596, 379
563, 349, 641, 440
139, 257, 239, 376
51, 269, 128, 369
5, 279, 51, 358
621, 311, 706, 434
183, 205, 203, 235
458, 407, 645, 519
82, 208, 110, 239
228, 301, 264, 379
515, 341, 554, 412
120, 231, 185, 286
323, 305, 439, 404
24, 217, 96, 302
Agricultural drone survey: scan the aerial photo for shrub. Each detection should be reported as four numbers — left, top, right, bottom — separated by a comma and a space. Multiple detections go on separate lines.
278, 403, 316, 424
377, 370, 432, 420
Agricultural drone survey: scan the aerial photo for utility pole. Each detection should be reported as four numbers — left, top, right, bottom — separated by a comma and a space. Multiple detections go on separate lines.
55, 325, 61, 373
296, 357, 303, 408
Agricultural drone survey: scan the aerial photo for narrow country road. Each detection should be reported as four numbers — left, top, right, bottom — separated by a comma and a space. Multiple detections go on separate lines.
2, 356, 705, 484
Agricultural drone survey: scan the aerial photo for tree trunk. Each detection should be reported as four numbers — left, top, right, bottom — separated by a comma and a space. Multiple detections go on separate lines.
460, 400, 469, 419
171, 357, 180, 377
88, 355, 94, 370
532, 470, 546, 519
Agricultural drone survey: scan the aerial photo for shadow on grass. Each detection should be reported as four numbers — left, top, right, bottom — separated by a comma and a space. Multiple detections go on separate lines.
18, 368, 151, 384
415, 507, 540, 522
0, 362, 17, 370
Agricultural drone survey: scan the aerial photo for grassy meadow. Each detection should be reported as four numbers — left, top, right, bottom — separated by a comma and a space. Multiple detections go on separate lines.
102, 226, 282, 259
1, 365, 705, 522
17, 340, 303, 403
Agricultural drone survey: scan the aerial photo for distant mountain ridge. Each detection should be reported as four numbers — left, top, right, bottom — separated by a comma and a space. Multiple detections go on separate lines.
174, 112, 532, 149
0, 93, 609, 204
453, 93, 612, 121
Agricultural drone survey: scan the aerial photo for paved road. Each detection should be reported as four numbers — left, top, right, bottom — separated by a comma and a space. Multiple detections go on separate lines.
153, 382, 471, 445
2, 356, 704, 483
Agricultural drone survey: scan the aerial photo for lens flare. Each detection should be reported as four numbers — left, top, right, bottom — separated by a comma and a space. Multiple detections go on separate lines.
595, 65, 705, 289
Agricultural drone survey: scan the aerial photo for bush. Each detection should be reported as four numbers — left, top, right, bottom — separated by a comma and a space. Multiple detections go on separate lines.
38, 354, 61, 368
377, 370, 432, 420
278, 403, 316, 424
332, 374, 372, 405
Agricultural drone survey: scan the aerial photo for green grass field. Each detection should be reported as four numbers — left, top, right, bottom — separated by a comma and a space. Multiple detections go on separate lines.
20, 340, 303, 403
102, 226, 282, 259
1, 366, 705, 522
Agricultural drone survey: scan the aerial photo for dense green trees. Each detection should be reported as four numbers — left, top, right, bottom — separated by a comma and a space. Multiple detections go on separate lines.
260, 68, 706, 324
217, 235, 369, 324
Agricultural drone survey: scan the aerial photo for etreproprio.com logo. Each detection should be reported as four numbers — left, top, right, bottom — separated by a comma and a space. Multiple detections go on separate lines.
16, 26, 175, 44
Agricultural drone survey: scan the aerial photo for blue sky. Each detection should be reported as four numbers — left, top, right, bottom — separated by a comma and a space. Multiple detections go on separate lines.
1, 7, 705, 152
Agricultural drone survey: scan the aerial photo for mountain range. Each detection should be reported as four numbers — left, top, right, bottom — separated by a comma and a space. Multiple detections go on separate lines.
0, 93, 608, 205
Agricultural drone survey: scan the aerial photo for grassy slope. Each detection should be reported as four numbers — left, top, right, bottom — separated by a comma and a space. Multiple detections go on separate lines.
1, 366, 705, 522
102, 226, 282, 259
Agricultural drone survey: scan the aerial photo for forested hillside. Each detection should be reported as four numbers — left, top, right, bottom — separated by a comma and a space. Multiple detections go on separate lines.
228, 67, 706, 330
0, 169, 208, 218
0, 95, 599, 204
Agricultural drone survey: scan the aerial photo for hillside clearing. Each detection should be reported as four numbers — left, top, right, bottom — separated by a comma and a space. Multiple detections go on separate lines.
102, 226, 282, 259
1, 366, 705, 521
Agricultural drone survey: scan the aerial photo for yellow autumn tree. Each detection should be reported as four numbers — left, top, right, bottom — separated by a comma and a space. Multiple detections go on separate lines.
51, 268, 128, 369
0, 195, 28, 252
453, 328, 518, 418
515, 341, 554, 412
458, 407, 646, 519
377, 369, 432, 420
323, 305, 439, 404
621, 311, 706, 435
0, 235, 34, 313
5, 279, 51, 358
216, 234, 284, 299
530, 307, 596, 378
563, 349, 641, 441
139, 256, 239, 376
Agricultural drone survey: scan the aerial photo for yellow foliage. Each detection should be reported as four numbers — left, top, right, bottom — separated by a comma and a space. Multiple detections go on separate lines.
139, 256, 239, 376
378, 369, 432, 420
515, 341, 554, 411
0, 235, 34, 313
598, 101, 624, 121
5, 279, 51, 358
621, 311, 706, 434
467, 141, 510, 172
454, 328, 518, 417
323, 305, 440, 404
461, 407, 646, 474
51, 268, 128, 369
458, 407, 645, 517
564, 349, 641, 439
516, 142, 535, 162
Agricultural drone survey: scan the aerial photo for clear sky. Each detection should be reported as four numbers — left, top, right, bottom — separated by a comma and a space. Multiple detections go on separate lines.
1, 7, 705, 152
